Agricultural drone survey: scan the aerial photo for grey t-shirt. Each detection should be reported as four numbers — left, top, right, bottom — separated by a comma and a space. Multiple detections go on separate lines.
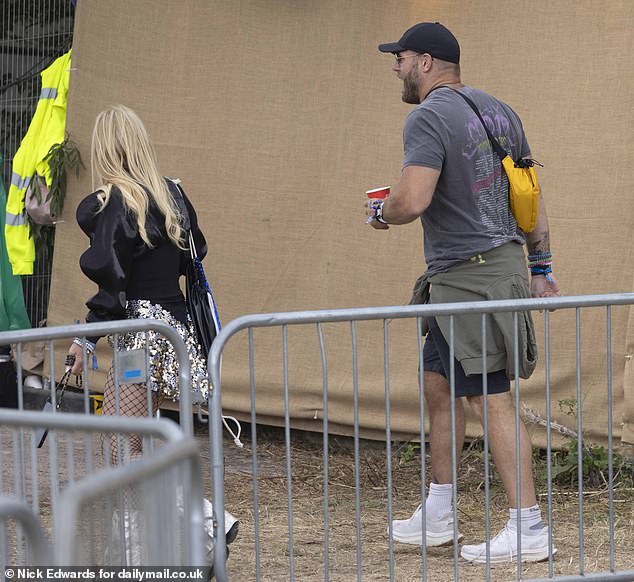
403, 86, 529, 275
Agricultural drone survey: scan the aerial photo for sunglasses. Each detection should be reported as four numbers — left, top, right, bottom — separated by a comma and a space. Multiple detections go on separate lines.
394, 53, 419, 65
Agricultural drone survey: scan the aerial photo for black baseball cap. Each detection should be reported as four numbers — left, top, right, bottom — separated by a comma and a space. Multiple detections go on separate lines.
378, 22, 460, 64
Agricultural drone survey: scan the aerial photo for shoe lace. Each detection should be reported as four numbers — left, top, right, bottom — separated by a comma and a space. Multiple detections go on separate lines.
492, 525, 515, 560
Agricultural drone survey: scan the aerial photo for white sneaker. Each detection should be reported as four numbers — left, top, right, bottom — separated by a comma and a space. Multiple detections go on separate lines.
391, 505, 463, 546
460, 524, 556, 563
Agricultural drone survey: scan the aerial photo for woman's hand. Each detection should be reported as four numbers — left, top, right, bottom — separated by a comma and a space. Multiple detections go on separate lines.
66, 342, 85, 375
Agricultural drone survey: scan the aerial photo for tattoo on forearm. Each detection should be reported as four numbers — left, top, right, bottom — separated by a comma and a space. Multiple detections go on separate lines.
528, 233, 550, 254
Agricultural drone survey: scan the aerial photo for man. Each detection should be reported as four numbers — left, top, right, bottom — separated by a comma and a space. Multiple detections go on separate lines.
367, 22, 561, 563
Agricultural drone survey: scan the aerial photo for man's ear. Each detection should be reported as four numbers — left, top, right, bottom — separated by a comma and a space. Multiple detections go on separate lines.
419, 53, 434, 72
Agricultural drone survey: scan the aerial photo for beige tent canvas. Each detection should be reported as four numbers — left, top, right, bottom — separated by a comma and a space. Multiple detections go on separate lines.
47, 0, 634, 449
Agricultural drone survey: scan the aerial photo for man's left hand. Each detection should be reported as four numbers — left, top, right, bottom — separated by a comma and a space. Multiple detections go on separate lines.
531, 273, 561, 298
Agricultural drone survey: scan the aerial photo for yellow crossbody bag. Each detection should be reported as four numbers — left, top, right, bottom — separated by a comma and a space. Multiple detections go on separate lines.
450, 89, 541, 233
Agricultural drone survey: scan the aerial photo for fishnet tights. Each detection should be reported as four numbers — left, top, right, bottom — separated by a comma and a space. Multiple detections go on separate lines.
101, 367, 164, 465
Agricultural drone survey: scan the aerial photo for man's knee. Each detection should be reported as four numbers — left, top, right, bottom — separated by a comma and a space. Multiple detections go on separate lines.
467, 391, 514, 421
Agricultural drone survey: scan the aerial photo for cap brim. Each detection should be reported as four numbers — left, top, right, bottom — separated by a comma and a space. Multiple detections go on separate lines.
378, 42, 404, 53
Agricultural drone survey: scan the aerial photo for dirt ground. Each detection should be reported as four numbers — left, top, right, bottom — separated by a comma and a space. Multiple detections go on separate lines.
2, 419, 633, 581
197, 425, 634, 582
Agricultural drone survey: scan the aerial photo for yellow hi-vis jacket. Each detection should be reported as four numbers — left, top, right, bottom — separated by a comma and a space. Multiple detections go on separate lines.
5, 50, 71, 275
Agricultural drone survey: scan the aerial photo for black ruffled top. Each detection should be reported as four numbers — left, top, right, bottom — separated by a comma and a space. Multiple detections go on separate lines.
76, 179, 207, 343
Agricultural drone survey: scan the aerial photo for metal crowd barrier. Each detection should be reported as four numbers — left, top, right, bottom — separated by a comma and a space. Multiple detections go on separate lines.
0, 410, 204, 572
0, 320, 195, 435
207, 293, 634, 582
55, 435, 205, 566
0, 497, 52, 566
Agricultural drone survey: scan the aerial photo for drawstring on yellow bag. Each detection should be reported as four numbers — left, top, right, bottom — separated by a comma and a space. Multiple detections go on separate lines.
449, 88, 541, 233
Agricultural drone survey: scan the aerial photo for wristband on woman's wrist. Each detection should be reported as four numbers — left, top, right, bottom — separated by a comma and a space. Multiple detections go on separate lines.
73, 337, 96, 353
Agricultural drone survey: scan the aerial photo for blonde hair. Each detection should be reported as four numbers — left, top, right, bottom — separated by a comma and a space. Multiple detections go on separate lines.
90, 105, 185, 248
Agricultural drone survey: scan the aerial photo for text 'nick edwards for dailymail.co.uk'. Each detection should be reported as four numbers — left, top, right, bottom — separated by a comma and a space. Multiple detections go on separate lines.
4, 568, 208, 581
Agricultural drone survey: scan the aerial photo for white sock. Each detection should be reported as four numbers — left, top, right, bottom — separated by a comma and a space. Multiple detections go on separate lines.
508, 505, 544, 535
425, 483, 453, 519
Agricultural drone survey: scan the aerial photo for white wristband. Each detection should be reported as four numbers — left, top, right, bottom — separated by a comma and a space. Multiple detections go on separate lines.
373, 200, 388, 224
73, 337, 96, 354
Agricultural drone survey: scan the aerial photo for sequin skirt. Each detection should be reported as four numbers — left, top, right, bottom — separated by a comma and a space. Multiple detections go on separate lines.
107, 300, 209, 403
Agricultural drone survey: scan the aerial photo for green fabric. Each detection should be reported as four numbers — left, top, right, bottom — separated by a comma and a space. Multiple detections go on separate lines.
427, 242, 537, 380
1, 155, 31, 331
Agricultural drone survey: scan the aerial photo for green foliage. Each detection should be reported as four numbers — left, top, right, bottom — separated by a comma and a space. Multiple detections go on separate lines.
398, 442, 420, 466
558, 398, 577, 418
28, 135, 84, 249
42, 136, 84, 216
547, 399, 634, 489
551, 439, 606, 487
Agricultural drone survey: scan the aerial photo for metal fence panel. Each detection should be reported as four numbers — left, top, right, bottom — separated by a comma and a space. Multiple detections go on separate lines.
55, 437, 205, 567
206, 293, 634, 582
0, 319, 195, 434
0, 496, 51, 566
0, 409, 181, 570
0, 409, 205, 571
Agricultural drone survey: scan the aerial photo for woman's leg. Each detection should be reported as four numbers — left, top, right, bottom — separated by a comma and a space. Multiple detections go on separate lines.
101, 367, 163, 464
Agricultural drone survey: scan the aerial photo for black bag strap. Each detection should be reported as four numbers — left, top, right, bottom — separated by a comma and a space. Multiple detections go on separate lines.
165, 177, 190, 229
442, 87, 509, 160
55, 368, 72, 409
167, 178, 201, 260
428, 86, 542, 169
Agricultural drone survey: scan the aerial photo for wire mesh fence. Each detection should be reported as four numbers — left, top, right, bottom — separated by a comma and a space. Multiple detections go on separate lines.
1, 0, 75, 327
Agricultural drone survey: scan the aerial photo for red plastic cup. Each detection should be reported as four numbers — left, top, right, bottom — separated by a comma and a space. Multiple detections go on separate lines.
366, 186, 390, 200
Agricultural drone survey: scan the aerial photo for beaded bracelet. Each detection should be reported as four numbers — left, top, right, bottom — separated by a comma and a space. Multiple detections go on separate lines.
527, 252, 552, 260
527, 252, 552, 267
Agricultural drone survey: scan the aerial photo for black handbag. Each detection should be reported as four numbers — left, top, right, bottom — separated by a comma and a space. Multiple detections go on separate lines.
0, 353, 18, 409
171, 180, 243, 444
169, 179, 221, 358
185, 230, 221, 358
35, 368, 73, 448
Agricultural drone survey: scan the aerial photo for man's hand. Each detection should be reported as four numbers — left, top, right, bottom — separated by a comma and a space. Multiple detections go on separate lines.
531, 273, 561, 298
365, 200, 389, 230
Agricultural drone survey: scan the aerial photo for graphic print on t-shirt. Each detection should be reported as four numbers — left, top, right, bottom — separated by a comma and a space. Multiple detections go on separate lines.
461, 103, 519, 246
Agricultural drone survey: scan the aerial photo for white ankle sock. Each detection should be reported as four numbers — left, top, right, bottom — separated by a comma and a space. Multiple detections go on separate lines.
425, 483, 453, 519
508, 505, 544, 535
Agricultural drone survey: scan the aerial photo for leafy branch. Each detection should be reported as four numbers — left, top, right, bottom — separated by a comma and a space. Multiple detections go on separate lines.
28, 135, 84, 249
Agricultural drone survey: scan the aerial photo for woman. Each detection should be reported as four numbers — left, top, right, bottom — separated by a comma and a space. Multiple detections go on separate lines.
66, 104, 209, 458
66, 105, 238, 566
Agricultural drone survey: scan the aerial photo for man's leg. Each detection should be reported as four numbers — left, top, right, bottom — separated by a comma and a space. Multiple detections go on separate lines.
461, 391, 555, 563
425, 370, 466, 484
390, 323, 465, 546
466, 391, 536, 508
391, 370, 466, 545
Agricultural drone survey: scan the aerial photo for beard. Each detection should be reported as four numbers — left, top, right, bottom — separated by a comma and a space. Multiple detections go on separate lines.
401, 68, 421, 104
